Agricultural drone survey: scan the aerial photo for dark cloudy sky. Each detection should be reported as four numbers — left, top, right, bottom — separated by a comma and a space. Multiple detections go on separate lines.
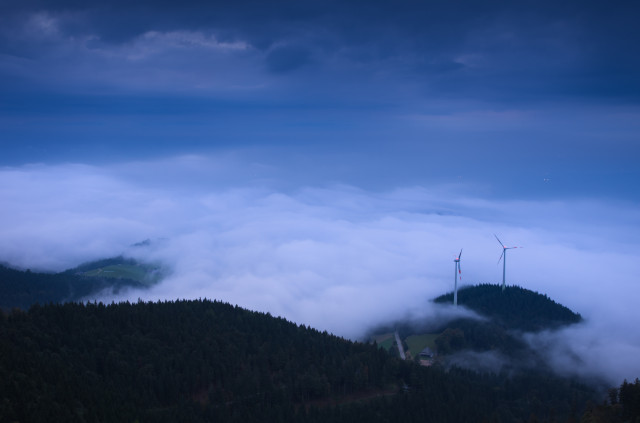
1, 0, 640, 384
2, 0, 639, 197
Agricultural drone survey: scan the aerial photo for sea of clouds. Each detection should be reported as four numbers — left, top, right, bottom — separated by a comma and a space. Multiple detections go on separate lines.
1, 154, 639, 385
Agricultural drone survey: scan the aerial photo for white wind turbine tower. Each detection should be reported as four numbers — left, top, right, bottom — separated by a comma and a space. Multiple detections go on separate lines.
453, 249, 462, 306
494, 234, 520, 292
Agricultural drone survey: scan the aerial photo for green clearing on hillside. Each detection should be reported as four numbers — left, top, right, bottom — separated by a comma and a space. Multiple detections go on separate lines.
405, 333, 439, 357
77, 257, 164, 286
83, 264, 152, 282
1, 256, 165, 310
372, 333, 395, 351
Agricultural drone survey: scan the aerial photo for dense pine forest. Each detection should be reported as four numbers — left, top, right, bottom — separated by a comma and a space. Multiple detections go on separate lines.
0, 299, 602, 422
581, 378, 640, 422
434, 284, 582, 332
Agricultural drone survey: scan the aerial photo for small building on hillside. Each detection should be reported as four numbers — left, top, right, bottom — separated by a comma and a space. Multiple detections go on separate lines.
419, 347, 434, 359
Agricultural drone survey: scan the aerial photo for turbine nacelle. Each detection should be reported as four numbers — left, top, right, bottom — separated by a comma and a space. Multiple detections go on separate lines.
454, 249, 462, 263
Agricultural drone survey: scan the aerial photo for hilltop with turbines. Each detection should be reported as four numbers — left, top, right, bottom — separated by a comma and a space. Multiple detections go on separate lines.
369, 234, 582, 372
451, 235, 522, 309
369, 284, 582, 365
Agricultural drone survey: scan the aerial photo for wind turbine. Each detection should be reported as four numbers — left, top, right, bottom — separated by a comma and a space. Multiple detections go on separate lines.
494, 235, 520, 291
453, 249, 462, 306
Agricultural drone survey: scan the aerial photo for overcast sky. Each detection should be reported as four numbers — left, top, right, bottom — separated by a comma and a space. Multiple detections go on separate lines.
2, 0, 639, 198
1, 0, 640, 385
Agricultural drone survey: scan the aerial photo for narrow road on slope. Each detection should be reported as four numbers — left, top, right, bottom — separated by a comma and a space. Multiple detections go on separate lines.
394, 331, 406, 360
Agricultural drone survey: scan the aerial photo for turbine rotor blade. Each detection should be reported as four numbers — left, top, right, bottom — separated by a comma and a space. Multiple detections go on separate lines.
494, 234, 504, 247
497, 250, 504, 264
458, 249, 463, 260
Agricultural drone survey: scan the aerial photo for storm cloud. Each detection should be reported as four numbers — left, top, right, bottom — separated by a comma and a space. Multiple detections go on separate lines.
3, 0, 640, 103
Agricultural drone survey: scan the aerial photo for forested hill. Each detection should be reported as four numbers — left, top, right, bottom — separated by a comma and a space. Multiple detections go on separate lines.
0, 299, 597, 422
434, 284, 582, 332
0, 257, 160, 310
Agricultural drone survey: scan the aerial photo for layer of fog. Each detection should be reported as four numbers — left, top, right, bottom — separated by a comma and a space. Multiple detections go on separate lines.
446, 350, 521, 376
1, 155, 639, 385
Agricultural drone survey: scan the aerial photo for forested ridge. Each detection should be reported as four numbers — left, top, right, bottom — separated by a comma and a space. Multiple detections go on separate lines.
434, 284, 582, 332
0, 258, 153, 310
372, 285, 583, 359
0, 299, 601, 422
428, 285, 582, 358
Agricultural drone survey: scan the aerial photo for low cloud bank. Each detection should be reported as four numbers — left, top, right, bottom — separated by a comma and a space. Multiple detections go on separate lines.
1, 155, 639, 384
524, 321, 640, 386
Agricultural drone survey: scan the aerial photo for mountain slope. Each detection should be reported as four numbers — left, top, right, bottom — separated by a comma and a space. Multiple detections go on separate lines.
368, 284, 584, 366
0, 299, 597, 422
0, 256, 161, 310
430, 285, 583, 358
434, 284, 582, 332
